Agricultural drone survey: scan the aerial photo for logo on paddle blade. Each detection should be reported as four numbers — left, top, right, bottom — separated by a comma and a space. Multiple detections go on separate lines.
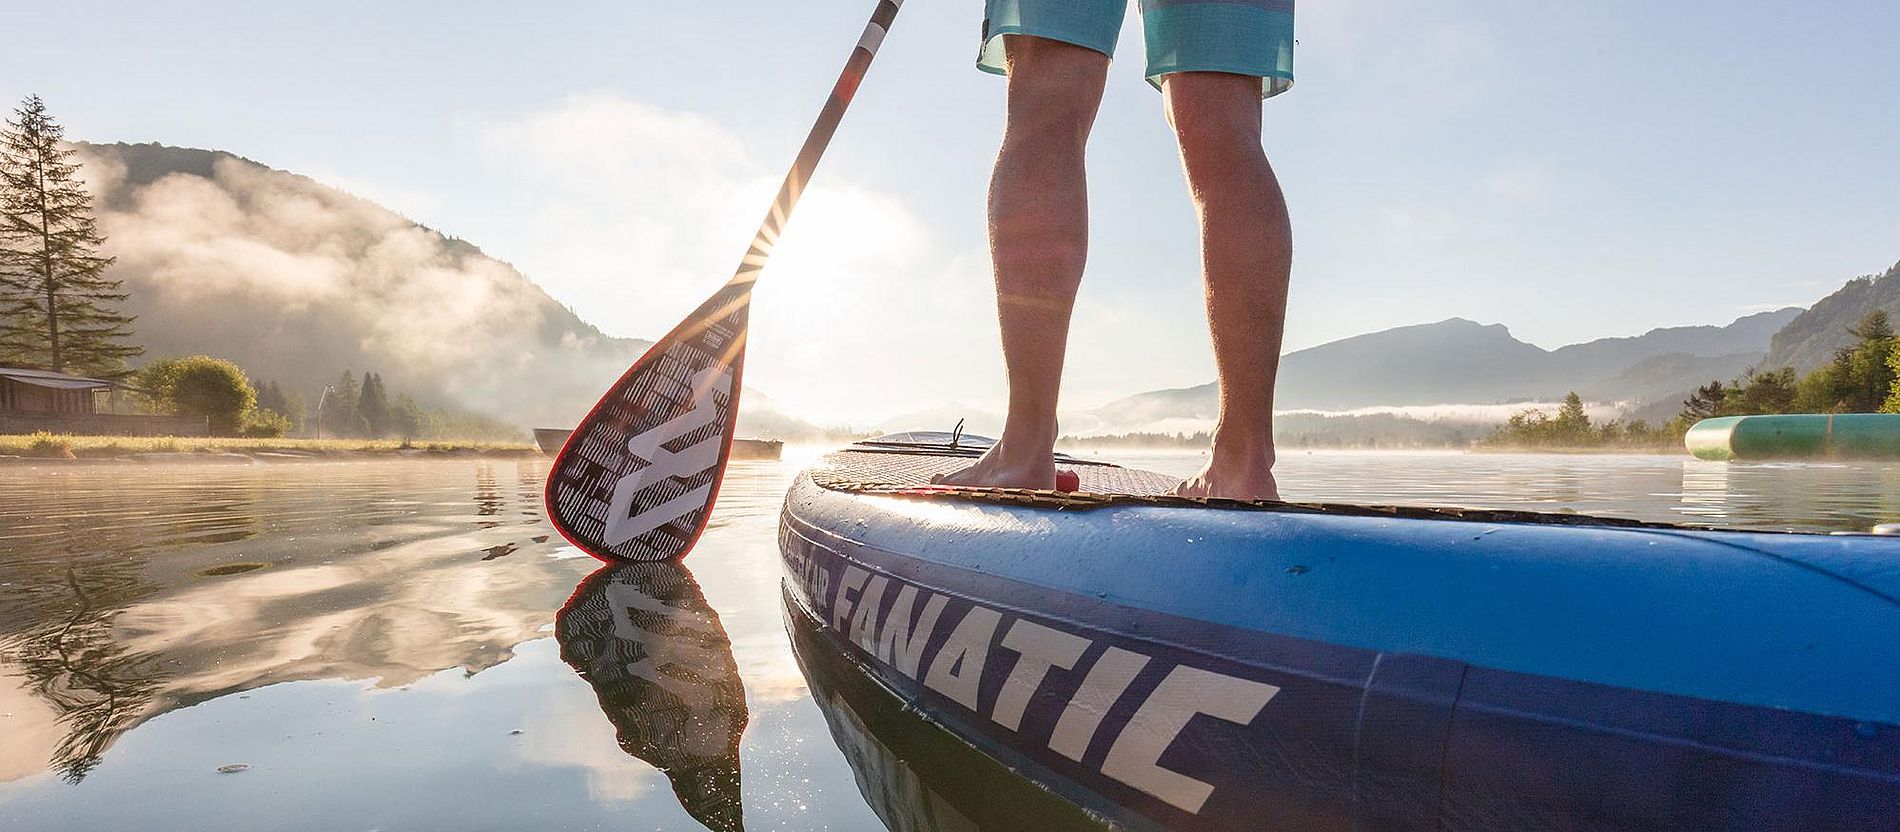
603, 368, 733, 546
547, 306, 744, 563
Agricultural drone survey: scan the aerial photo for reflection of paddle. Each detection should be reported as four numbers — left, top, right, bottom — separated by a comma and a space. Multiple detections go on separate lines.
545, 0, 906, 563
557, 563, 748, 831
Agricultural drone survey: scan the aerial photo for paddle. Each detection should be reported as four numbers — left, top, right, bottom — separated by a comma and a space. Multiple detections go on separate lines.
545, 0, 905, 562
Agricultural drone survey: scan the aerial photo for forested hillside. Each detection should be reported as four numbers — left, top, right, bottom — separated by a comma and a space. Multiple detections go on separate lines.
78, 142, 651, 428
1763, 260, 1900, 372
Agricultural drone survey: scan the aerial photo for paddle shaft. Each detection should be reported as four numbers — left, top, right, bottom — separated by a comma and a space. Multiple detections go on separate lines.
731, 0, 904, 293
544, 0, 906, 563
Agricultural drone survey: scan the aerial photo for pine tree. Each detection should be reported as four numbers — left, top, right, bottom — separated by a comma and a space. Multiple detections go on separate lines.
1678, 380, 1729, 422
254, 379, 289, 416
1728, 367, 1798, 416
0, 95, 140, 378
358, 372, 391, 438
1848, 309, 1894, 344
1885, 342, 1900, 414
1552, 392, 1592, 444
1844, 311, 1896, 412
1794, 311, 1898, 413
320, 370, 365, 437
391, 394, 427, 440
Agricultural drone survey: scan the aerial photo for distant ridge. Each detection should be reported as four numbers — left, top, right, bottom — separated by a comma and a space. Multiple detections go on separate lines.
1088, 308, 1800, 427
1762, 260, 1900, 372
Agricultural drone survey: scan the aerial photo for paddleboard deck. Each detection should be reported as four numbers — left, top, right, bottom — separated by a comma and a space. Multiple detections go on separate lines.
814, 434, 1706, 531
780, 436, 1900, 831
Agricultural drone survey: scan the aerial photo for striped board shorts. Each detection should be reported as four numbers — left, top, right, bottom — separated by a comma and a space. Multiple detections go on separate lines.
979, 0, 1294, 97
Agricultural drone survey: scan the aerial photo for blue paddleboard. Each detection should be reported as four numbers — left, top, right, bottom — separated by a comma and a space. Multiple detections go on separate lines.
779, 435, 1900, 830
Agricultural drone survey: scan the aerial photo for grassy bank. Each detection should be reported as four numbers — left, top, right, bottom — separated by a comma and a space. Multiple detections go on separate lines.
0, 433, 539, 460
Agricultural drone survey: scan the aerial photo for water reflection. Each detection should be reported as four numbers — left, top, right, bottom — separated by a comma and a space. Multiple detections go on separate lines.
1664, 459, 1900, 530
0, 460, 570, 787
557, 563, 749, 831
1677, 459, 1733, 519
785, 590, 1109, 832
1112, 450, 1900, 532
1, 451, 1896, 830
2, 554, 165, 782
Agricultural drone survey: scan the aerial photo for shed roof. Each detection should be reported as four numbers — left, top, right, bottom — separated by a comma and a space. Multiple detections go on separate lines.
0, 367, 116, 391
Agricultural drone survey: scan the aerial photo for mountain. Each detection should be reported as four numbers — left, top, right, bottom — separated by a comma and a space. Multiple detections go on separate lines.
1761, 260, 1900, 372
1545, 309, 1798, 382
1578, 350, 1764, 405
735, 389, 857, 442
1270, 310, 1795, 410
1079, 308, 1799, 433
874, 403, 1005, 437
78, 142, 652, 429
1273, 318, 1549, 409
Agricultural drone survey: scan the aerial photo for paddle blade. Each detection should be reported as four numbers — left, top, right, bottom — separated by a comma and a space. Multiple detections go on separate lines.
545, 282, 751, 562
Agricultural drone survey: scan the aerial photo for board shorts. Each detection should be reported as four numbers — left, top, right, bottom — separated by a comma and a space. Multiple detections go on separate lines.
979, 0, 1294, 97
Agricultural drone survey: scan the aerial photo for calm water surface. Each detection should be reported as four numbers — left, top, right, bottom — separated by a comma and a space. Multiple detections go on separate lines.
1, 450, 1896, 830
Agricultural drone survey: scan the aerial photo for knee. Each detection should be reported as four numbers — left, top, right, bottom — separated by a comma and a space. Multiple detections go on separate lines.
1164, 74, 1266, 170
1170, 108, 1263, 173
1004, 96, 1095, 150
1003, 39, 1109, 148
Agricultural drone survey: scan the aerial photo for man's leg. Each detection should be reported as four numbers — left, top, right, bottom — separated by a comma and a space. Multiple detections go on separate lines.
937, 36, 1110, 488
1163, 72, 1291, 501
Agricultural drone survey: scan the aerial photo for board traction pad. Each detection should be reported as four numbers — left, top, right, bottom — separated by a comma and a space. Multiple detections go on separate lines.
811, 446, 1737, 532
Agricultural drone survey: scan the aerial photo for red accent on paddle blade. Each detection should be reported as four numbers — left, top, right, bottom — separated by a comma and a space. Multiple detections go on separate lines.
544, 283, 751, 563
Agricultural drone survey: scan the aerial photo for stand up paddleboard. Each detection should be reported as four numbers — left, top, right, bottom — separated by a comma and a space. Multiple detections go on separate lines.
779, 434, 1900, 831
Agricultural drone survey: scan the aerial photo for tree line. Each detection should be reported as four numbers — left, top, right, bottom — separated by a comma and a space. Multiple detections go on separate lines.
1483, 393, 1674, 449
0, 95, 141, 378
1491, 310, 1900, 449
132, 357, 519, 441
298, 369, 513, 441
1678, 310, 1900, 421
0, 94, 520, 443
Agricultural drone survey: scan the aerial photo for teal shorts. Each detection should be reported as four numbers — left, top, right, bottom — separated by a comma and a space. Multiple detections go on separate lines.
979, 0, 1294, 97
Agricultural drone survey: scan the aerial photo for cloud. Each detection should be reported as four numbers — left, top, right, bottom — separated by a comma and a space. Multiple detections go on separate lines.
479, 93, 762, 325
0, 670, 65, 785
1479, 164, 1553, 201
1279, 401, 1619, 423
93, 153, 545, 373
80, 144, 647, 427
478, 93, 1008, 424
304, 170, 448, 223
483, 93, 748, 197
511, 682, 663, 803
1298, 0, 1500, 98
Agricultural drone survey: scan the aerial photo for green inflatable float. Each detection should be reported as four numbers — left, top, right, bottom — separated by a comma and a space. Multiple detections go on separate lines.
1685, 414, 1900, 460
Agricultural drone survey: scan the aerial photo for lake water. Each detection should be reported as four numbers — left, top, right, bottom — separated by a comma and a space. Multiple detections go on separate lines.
0, 450, 1895, 830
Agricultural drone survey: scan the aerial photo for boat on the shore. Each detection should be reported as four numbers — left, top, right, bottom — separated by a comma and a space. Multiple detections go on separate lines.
780, 433, 1900, 830
532, 428, 572, 455
732, 438, 784, 460
534, 428, 782, 461
1687, 413, 1900, 460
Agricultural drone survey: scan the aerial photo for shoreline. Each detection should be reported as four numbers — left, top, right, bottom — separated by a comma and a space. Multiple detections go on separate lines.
1062, 443, 1691, 457
1471, 444, 1686, 456
0, 434, 542, 464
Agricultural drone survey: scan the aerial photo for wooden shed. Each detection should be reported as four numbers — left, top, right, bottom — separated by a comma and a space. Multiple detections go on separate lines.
0, 367, 112, 415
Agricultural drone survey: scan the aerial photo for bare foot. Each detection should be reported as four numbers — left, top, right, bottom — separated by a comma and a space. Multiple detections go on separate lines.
931, 440, 1057, 490
1174, 453, 1280, 501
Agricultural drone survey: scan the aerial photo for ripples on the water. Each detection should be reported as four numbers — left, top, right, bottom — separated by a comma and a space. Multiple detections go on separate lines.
1101, 450, 1900, 533
0, 451, 1894, 830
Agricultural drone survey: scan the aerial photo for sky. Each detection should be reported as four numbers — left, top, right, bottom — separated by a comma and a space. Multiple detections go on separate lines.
7, 0, 1900, 423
